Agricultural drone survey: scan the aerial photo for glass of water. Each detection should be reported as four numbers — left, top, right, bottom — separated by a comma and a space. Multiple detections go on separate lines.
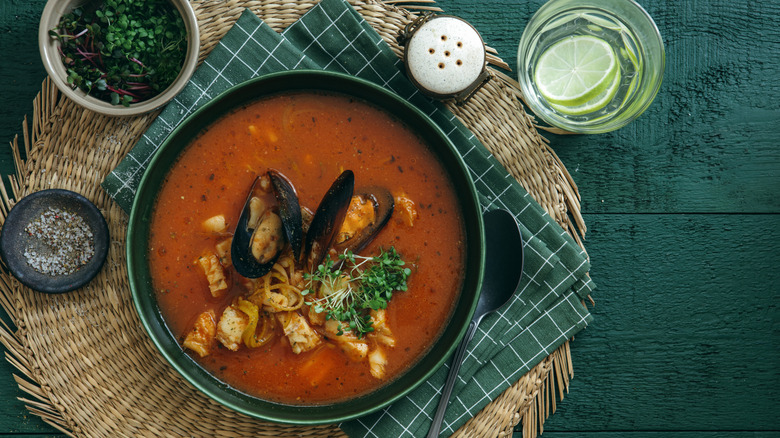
517, 0, 665, 133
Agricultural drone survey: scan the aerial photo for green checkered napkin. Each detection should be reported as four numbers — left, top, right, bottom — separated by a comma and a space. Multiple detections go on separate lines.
101, 0, 594, 435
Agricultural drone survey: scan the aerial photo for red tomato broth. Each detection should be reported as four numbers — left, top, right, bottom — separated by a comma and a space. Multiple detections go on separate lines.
148, 92, 465, 404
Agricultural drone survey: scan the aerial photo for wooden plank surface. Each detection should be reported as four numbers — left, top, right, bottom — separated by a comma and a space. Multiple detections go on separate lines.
0, 1, 59, 436
456, 0, 780, 214
1, 0, 778, 437
0, 0, 48, 174
543, 213, 780, 432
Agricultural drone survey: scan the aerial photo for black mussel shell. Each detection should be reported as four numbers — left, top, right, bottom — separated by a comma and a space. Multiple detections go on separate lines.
268, 170, 303, 263
332, 186, 394, 255
231, 174, 293, 279
231, 177, 272, 278
303, 170, 355, 271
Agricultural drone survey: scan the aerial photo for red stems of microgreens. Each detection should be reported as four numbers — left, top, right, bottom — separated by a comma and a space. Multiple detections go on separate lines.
126, 83, 152, 92
106, 84, 141, 100
76, 47, 99, 63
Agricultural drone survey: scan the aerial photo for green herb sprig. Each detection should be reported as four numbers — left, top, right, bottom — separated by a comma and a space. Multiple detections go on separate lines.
49, 0, 187, 106
302, 247, 412, 338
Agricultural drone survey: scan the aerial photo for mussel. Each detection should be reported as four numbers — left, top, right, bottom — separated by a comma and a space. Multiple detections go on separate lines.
269, 171, 303, 262
232, 169, 395, 277
303, 171, 394, 270
303, 170, 355, 271
231, 171, 303, 278
332, 187, 394, 255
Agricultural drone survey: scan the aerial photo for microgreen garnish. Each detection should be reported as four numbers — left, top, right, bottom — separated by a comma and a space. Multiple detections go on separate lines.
302, 247, 412, 338
49, 0, 187, 106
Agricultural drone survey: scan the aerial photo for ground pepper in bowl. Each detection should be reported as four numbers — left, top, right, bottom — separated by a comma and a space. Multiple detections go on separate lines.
0, 189, 110, 293
49, 0, 187, 106
23, 207, 95, 276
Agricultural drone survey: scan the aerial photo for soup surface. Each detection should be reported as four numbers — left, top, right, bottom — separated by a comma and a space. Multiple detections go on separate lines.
149, 92, 465, 404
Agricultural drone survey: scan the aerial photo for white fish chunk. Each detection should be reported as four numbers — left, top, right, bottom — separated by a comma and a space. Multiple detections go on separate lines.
183, 310, 217, 357
196, 252, 228, 297
277, 311, 322, 354
324, 319, 369, 361
216, 305, 249, 351
369, 308, 395, 347
369, 346, 388, 379
202, 214, 228, 233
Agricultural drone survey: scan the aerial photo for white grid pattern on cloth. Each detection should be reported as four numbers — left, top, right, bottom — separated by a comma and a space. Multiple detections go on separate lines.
99, 1, 594, 436
437, 290, 592, 436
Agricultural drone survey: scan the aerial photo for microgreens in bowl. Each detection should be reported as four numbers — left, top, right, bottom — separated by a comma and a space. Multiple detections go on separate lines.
49, 0, 187, 106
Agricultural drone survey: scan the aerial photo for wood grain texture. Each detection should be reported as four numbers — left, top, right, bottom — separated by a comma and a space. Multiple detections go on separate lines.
0, 0, 48, 174
0, 319, 56, 435
440, 0, 780, 214
537, 213, 780, 432
0, 3, 56, 434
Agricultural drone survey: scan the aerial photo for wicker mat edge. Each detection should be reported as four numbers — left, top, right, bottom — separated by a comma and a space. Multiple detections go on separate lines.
0, 1, 587, 437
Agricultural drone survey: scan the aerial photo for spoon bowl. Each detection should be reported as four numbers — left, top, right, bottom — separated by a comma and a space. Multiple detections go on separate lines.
427, 208, 524, 437
475, 209, 525, 316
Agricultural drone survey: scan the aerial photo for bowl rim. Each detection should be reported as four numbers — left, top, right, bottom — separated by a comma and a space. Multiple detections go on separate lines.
127, 70, 485, 424
38, 0, 200, 117
0, 188, 109, 294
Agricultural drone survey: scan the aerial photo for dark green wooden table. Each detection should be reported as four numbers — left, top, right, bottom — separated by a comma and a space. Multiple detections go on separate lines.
1, 1, 778, 436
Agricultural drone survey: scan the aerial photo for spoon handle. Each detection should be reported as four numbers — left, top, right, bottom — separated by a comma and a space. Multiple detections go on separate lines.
427, 318, 480, 438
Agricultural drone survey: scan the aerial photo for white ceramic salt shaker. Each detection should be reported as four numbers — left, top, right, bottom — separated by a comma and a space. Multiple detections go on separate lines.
399, 12, 491, 104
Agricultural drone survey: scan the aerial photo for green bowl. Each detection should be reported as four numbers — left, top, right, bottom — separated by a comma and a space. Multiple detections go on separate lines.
127, 70, 485, 424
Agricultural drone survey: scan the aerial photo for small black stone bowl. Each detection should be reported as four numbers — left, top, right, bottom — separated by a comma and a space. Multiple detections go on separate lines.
0, 189, 109, 294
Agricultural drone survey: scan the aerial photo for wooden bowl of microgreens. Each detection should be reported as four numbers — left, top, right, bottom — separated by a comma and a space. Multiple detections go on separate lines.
39, 0, 199, 117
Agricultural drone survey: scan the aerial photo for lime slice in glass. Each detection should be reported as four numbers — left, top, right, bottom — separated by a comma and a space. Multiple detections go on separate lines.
533, 35, 619, 106
550, 66, 621, 115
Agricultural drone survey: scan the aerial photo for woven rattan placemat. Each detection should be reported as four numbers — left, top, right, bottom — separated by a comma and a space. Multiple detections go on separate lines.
0, 1, 588, 436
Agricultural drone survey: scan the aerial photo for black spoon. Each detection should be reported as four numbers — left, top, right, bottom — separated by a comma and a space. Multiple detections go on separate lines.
427, 208, 525, 438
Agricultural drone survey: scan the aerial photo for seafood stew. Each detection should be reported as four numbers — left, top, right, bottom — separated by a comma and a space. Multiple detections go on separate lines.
146, 90, 468, 404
